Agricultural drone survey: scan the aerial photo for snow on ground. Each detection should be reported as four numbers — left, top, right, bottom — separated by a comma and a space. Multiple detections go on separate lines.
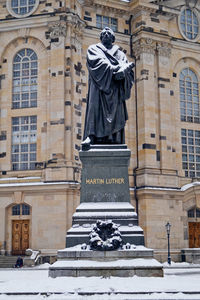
0, 264, 200, 299
1, 294, 200, 300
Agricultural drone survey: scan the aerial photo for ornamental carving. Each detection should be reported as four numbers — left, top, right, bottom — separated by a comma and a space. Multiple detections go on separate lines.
133, 38, 156, 58
49, 22, 67, 39
157, 42, 172, 58
66, 13, 85, 38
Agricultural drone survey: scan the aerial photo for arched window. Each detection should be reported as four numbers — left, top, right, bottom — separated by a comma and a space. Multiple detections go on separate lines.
180, 8, 199, 41
12, 48, 38, 109
180, 68, 199, 123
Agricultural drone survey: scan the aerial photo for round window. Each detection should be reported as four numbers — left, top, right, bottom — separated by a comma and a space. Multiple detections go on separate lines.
179, 7, 199, 42
7, 0, 39, 18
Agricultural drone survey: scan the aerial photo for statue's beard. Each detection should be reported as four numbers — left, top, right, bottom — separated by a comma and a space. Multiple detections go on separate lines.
102, 39, 112, 49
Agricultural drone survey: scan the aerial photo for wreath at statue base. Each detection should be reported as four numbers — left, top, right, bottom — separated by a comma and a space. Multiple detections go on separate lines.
89, 220, 122, 251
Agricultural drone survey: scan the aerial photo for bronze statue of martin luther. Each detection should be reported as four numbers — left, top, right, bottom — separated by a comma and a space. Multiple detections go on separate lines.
82, 27, 134, 148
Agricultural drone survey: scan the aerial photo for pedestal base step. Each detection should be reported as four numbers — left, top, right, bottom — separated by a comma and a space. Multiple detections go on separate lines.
49, 245, 163, 278
49, 259, 163, 278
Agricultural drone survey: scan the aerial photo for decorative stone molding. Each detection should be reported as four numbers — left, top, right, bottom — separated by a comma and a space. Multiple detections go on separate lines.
94, 4, 127, 17
78, 0, 128, 16
133, 38, 156, 58
77, 0, 94, 5
18, 28, 30, 38
49, 21, 67, 39
157, 42, 172, 58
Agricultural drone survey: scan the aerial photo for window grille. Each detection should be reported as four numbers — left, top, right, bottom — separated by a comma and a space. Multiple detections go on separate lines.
12, 204, 20, 216
11, 0, 36, 15
13, 48, 37, 109
188, 207, 200, 218
12, 204, 30, 216
12, 116, 37, 171
181, 128, 200, 178
180, 8, 199, 40
180, 68, 199, 123
96, 15, 118, 32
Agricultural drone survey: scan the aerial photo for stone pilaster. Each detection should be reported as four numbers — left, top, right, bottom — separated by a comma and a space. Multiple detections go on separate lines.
133, 38, 157, 172
46, 20, 66, 164
156, 41, 175, 172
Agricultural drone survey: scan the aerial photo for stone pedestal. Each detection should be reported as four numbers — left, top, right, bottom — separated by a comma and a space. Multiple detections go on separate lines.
49, 145, 163, 277
66, 146, 144, 247
80, 145, 130, 203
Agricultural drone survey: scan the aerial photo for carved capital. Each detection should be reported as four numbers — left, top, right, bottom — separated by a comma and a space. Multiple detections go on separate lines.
157, 42, 172, 58
133, 38, 156, 58
49, 21, 67, 39
66, 13, 85, 37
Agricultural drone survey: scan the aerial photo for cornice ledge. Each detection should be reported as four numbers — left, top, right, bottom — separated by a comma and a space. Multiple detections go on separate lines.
0, 14, 57, 32
131, 2, 179, 19
78, 0, 129, 14
171, 39, 200, 52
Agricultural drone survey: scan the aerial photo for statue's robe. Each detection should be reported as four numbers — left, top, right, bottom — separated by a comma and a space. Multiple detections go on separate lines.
83, 42, 134, 144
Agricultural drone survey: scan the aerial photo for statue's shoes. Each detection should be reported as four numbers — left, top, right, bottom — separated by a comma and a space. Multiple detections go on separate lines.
81, 137, 91, 151
81, 137, 91, 145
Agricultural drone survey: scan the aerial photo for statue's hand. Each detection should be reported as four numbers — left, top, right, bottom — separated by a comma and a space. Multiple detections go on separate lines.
127, 62, 135, 71
114, 69, 125, 80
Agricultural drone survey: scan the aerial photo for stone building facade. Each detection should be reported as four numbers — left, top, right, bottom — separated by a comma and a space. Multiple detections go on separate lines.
0, 0, 200, 261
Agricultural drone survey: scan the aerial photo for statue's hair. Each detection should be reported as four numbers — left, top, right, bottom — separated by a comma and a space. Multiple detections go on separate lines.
100, 27, 115, 43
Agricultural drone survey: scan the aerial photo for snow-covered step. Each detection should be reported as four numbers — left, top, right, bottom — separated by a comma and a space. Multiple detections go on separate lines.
76, 202, 136, 212
49, 245, 163, 278
72, 202, 138, 226
66, 202, 144, 247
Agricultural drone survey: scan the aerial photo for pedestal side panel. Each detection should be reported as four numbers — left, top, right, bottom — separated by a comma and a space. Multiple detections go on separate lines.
80, 148, 131, 203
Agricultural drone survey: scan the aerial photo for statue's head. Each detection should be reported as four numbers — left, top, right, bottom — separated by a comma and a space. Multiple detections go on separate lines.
100, 27, 115, 45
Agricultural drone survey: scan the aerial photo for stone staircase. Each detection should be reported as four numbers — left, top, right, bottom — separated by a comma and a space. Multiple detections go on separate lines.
0, 255, 19, 268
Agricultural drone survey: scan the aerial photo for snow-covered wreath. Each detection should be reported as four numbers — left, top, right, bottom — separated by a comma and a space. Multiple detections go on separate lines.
89, 220, 122, 251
